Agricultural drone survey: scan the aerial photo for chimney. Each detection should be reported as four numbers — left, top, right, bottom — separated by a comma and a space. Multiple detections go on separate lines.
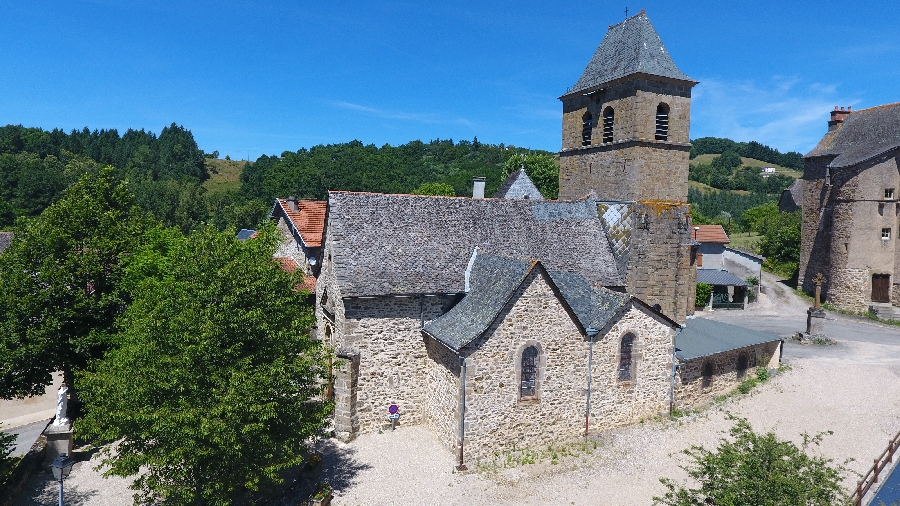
828, 106, 852, 131
472, 177, 486, 199
286, 196, 298, 212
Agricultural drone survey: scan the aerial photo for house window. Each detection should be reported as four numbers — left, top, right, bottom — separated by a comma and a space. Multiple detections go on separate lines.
883, 228, 891, 240
886, 188, 895, 200
737, 353, 748, 379
702, 361, 714, 388
618, 333, 635, 381
520, 346, 538, 399
582, 112, 593, 146
655, 103, 669, 141
825, 167, 831, 186
602, 107, 614, 143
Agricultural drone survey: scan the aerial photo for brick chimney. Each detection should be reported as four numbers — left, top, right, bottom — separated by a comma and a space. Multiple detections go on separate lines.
828, 106, 852, 131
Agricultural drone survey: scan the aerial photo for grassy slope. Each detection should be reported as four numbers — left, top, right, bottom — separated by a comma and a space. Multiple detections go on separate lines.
690, 154, 802, 179
728, 231, 762, 252
204, 159, 247, 194
688, 180, 750, 195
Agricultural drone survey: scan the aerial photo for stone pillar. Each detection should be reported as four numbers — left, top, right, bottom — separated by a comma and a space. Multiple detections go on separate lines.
44, 423, 73, 465
806, 307, 826, 341
333, 350, 360, 442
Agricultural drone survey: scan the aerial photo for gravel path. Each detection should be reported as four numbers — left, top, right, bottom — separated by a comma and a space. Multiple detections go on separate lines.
13, 273, 900, 505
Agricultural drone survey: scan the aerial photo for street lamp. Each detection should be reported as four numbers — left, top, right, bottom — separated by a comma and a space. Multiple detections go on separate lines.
50, 453, 75, 506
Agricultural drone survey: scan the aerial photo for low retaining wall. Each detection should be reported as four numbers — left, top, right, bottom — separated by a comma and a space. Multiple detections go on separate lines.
0, 435, 47, 506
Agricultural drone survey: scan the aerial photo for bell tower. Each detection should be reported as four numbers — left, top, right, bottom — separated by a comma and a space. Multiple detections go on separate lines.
559, 10, 698, 323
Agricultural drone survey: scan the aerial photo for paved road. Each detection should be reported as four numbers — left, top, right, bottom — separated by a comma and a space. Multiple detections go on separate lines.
2, 419, 50, 457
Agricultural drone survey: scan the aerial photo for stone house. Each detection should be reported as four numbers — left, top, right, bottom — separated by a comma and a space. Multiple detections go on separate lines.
558, 9, 698, 323
493, 169, 544, 200
779, 179, 803, 213
421, 253, 679, 460
799, 103, 900, 316
691, 224, 729, 270
674, 317, 782, 409
269, 197, 326, 278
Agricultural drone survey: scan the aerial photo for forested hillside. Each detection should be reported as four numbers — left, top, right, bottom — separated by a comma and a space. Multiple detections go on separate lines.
690, 137, 804, 170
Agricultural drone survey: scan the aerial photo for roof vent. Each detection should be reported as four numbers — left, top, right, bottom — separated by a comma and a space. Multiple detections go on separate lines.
472, 177, 486, 199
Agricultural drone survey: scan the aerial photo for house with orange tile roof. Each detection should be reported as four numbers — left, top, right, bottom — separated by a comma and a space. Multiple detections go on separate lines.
269, 197, 326, 277
690, 224, 729, 270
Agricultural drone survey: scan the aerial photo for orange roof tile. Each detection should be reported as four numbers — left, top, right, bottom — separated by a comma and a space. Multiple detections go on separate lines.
276, 199, 327, 248
692, 225, 729, 244
273, 256, 316, 292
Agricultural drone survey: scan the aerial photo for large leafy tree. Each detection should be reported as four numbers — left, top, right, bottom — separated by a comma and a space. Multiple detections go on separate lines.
654, 416, 850, 506
76, 225, 331, 505
0, 167, 147, 398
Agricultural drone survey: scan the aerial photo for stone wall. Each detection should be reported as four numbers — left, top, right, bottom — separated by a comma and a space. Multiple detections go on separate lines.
454, 269, 674, 461
274, 216, 314, 276
723, 247, 762, 281
423, 337, 461, 454
674, 341, 781, 409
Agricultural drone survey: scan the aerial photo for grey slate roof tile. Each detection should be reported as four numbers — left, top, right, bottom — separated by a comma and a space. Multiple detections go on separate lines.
493, 169, 544, 200
567, 10, 695, 95
326, 192, 624, 297
676, 317, 781, 361
806, 102, 900, 169
696, 269, 749, 287
0, 232, 12, 255
421, 254, 631, 352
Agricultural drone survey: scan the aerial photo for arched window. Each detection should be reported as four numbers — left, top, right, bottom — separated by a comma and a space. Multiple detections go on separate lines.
618, 333, 635, 381
702, 361, 714, 388
602, 107, 614, 143
520, 346, 538, 398
582, 111, 593, 146
737, 353, 748, 379
655, 103, 669, 141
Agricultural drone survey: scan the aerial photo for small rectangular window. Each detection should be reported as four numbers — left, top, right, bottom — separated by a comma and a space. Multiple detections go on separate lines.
883, 228, 891, 240
885, 189, 895, 200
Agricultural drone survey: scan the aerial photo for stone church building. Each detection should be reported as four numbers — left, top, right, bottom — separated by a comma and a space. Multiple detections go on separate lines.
307, 10, 781, 463
799, 103, 900, 317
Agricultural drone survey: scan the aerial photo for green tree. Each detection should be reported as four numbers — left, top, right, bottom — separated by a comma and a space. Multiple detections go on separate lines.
654, 416, 850, 506
742, 201, 780, 234
503, 152, 559, 199
0, 425, 16, 486
711, 150, 743, 171
76, 225, 331, 505
411, 182, 456, 196
695, 283, 713, 307
759, 210, 801, 277
0, 167, 147, 398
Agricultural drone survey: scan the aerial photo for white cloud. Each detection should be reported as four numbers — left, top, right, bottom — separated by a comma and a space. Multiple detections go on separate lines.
690, 76, 856, 153
333, 101, 474, 128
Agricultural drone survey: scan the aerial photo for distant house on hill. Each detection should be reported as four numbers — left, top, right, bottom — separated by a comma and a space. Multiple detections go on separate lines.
800, 103, 900, 317
691, 225, 729, 270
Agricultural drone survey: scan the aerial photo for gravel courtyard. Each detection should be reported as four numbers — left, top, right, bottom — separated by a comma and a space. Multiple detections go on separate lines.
14, 274, 900, 505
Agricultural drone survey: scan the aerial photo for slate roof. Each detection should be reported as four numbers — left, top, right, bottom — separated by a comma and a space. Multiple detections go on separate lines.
0, 232, 12, 254
778, 179, 802, 213
566, 10, 695, 96
806, 102, 900, 169
326, 192, 625, 297
236, 229, 257, 240
271, 199, 327, 247
692, 225, 729, 244
696, 269, 749, 287
493, 169, 544, 200
676, 317, 781, 361
421, 254, 632, 352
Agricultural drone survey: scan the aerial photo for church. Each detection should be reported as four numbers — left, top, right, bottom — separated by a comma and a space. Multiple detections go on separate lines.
305, 10, 782, 464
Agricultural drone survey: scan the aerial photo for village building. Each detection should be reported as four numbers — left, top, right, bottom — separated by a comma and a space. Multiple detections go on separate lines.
799, 103, 900, 318
269, 197, 326, 278
492, 169, 545, 200
691, 224, 729, 270
779, 178, 803, 213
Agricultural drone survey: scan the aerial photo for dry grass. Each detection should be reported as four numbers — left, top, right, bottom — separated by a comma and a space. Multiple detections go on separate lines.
204, 158, 248, 194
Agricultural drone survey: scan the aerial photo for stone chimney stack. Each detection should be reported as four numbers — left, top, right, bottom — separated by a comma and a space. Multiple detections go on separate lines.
472, 177, 485, 199
286, 196, 298, 212
828, 106, 852, 132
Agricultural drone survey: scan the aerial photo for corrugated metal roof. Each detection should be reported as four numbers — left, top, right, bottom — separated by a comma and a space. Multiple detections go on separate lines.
675, 317, 781, 361
697, 269, 749, 286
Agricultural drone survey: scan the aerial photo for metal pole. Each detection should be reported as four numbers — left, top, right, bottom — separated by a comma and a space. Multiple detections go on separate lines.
59, 479, 63, 506
584, 328, 598, 437
457, 356, 467, 470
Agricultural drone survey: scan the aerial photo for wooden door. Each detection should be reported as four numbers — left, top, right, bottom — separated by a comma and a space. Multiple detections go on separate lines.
872, 274, 891, 303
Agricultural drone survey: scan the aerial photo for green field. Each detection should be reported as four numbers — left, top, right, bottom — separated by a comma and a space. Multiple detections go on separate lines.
727, 231, 762, 252
690, 154, 802, 179
689, 180, 751, 195
203, 158, 247, 194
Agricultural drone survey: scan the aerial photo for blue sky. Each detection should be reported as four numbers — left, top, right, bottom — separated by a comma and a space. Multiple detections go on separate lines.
1, 1, 898, 160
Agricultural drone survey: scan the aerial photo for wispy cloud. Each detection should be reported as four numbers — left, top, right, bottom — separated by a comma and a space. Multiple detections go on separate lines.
333, 101, 475, 127
691, 76, 856, 153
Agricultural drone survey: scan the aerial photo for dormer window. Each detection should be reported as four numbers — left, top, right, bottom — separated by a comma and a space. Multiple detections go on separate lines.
885, 188, 894, 200
655, 103, 669, 141
602, 107, 614, 143
582, 112, 593, 146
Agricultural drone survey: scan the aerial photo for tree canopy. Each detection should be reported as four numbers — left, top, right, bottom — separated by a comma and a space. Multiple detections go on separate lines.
0, 167, 149, 398
654, 416, 850, 506
76, 225, 330, 505
690, 137, 804, 170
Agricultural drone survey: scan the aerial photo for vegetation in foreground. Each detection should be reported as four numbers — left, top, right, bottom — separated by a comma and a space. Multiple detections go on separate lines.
654, 416, 851, 506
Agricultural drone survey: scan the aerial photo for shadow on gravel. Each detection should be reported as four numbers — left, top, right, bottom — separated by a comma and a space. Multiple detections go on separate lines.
12, 468, 99, 506
320, 440, 372, 492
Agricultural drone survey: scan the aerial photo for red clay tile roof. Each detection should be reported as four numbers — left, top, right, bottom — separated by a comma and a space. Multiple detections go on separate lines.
692, 225, 729, 244
273, 256, 316, 292
275, 199, 326, 248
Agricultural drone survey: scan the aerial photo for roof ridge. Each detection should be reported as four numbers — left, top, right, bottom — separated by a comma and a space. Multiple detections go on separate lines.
850, 101, 900, 113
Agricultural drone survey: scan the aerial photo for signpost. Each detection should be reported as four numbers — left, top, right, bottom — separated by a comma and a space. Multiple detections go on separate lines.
388, 404, 400, 431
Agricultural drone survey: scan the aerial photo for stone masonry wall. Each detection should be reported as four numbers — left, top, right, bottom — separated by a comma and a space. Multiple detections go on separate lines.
458, 269, 674, 461
423, 337, 461, 454
674, 341, 781, 409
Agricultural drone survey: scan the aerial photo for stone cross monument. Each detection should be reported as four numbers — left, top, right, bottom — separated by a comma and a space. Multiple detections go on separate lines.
805, 273, 827, 341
